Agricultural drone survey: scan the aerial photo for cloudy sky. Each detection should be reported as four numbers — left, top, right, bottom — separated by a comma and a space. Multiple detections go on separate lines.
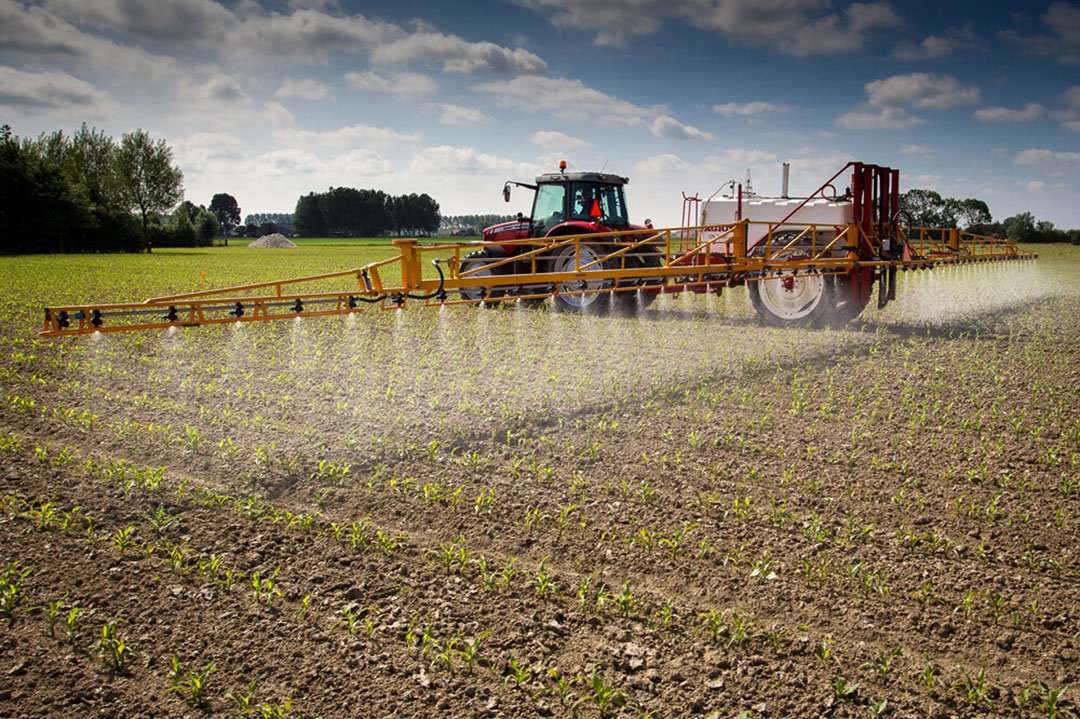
2, 0, 1079, 229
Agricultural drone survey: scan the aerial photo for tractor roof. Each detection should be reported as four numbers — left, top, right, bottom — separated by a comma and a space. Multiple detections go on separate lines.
535, 171, 629, 185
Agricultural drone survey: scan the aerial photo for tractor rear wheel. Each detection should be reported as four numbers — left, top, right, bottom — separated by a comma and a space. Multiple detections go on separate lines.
458, 249, 505, 305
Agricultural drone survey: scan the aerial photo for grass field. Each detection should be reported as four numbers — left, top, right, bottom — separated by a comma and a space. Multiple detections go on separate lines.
1, 244, 1078, 718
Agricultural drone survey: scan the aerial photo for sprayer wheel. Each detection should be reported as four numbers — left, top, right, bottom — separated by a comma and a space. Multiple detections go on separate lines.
748, 268, 836, 327
826, 272, 872, 327
457, 249, 505, 305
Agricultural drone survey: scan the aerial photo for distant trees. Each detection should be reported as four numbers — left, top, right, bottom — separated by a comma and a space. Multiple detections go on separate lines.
900, 189, 1078, 244
441, 214, 516, 235
293, 188, 440, 237
899, 189, 990, 229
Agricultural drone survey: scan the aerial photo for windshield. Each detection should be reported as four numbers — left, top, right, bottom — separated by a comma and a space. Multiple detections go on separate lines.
532, 183, 567, 236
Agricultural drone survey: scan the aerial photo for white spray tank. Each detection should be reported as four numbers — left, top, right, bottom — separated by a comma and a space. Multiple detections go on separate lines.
700, 163, 854, 254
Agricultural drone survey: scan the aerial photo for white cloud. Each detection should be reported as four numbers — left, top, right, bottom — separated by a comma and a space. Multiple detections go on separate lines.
974, 103, 1045, 123
276, 77, 333, 101
1002, 2, 1080, 65
345, 70, 436, 96
892, 35, 956, 61
865, 73, 981, 109
408, 145, 532, 176
633, 154, 696, 177
254, 148, 324, 176
1019, 180, 1046, 191
1065, 85, 1080, 108
836, 106, 924, 130
0, 1, 181, 81
900, 143, 935, 157
650, 116, 713, 141
706, 149, 779, 168
530, 131, 590, 149
371, 33, 546, 74
272, 124, 420, 149
173, 131, 248, 175
713, 101, 790, 118
0, 66, 113, 117
42, 0, 233, 43
178, 74, 253, 105
331, 149, 392, 176
1014, 148, 1080, 169
433, 103, 489, 125
1062, 119, 1080, 133
230, 9, 399, 63
472, 76, 663, 124
517, 0, 900, 56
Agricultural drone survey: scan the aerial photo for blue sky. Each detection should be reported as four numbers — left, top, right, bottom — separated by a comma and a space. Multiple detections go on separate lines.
2, 0, 1078, 229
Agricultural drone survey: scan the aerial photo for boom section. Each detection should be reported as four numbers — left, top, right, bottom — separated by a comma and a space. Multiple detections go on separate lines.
40, 222, 1036, 337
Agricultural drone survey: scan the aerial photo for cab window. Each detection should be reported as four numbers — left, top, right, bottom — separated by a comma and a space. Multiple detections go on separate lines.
532, 184, 567, 235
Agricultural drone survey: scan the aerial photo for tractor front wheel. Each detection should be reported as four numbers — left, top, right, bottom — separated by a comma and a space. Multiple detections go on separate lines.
550, 243, 612, 313
457, 249, 505, 305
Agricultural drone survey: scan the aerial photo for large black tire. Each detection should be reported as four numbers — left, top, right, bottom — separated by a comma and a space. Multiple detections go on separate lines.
826, 269, 873, 327
458, 249, 506, 305
549, 242, 614, 313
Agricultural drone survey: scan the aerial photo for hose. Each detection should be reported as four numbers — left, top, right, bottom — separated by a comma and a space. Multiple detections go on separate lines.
404, 261, 447, 301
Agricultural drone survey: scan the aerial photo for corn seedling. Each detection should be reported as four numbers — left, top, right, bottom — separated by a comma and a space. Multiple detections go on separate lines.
251, 569, 281, 607
573, 664, 627, 718
830, 677, 860, 702
44, 597, 65, 636
951, 663, 991, 706
604, 580, 644, 618
456, 631, 490, 673
0, 561, 32, 619
534, 557, 559, 600
97, 618, 134, 671
225, 680, 259, 716
167, 657, 218, 709
63, 606, 84, 643
863, 647, 903, 682
294, 593, 311, 621
109, 524, 138, 556
544, 667, 583, 706
375, 530, 403, 556
1038, 682, 1070, 719
503, 654, 536, 690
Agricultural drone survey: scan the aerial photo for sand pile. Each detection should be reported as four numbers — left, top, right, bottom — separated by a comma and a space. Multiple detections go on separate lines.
247, 233, 297, 248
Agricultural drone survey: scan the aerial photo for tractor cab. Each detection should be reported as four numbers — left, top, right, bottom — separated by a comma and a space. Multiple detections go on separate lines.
484, 164, 633, 244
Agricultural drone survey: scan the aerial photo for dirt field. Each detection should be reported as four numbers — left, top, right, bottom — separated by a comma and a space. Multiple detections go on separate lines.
2, 247, 1079, 718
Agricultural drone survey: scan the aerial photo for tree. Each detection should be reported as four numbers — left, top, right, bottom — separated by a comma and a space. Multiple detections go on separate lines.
954, 198, 991, 230
115, 129, 184, 252
294, 193, 325, 237
195, 209, 219, 246
209, 193, 241, 234
1002, 212, 1036, 243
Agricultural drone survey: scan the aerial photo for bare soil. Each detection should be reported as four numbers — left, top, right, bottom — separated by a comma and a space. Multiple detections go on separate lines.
2, 258, 1079, 719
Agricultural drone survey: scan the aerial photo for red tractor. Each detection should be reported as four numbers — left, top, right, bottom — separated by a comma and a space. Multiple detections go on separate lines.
464, 163, 662, 312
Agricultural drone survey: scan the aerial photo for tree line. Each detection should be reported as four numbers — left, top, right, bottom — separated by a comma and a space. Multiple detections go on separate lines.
900, 189, 1079, 244
0, 124, 192, 253
441, 214, 517, 235
294, 188, 440, 237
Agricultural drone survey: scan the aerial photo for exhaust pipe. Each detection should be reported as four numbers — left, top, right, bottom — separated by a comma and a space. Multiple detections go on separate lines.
781, 162, 790, 199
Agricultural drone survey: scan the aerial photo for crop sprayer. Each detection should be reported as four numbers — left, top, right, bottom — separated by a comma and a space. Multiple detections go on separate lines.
40, 161, 1037, 338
